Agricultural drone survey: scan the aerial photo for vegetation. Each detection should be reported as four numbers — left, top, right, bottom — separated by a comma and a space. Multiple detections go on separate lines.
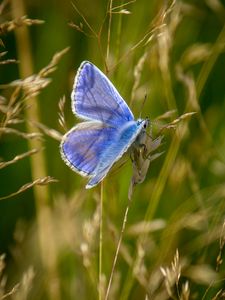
0, 0, 225, 299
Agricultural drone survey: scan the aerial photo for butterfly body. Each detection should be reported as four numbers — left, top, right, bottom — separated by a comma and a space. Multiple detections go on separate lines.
60, 61, 149, 189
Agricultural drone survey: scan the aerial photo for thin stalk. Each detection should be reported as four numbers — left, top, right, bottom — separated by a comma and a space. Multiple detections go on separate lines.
105, 197, 132, 300
106, 0, 113, 61
115, 0, 123, 63
99, 181, 104, 300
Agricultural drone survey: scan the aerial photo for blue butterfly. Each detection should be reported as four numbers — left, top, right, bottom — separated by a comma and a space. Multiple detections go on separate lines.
60, 61, 149, 189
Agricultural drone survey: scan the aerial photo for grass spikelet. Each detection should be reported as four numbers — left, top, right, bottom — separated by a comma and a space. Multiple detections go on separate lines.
160, 249, 181, 298
179, 43, 212, 70
0, 255, 34, 300
38, 47, 70, 78
0, 16, 44, 34
31, 122, 62, 141
111, 9, 131, 15
130, 51, 148, 108
126, 219, 166, 236
13, 267, 35, 300
58, 96, 67, 132
0, 47, 70, 100
0, 0, 9, 15
82, 201, 101, 263
1, 77, 51, 99
180, 281, 190, 300
132, 242, 148, 287
79, 198, 102, 298
0, 51, 18, 65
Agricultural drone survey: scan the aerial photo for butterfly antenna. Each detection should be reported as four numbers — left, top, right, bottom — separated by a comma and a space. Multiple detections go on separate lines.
139, 93, 147, 119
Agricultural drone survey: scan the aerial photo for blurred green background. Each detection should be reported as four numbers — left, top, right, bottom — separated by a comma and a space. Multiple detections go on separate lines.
1, 0, 225, 299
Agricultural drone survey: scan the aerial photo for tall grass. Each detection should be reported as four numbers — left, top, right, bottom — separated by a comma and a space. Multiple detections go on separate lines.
0, 0, 225, 299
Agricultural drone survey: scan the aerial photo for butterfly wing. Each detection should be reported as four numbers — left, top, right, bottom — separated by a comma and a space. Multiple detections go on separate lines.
60, 121, 117, 176
72, 61, 134, 126
86, 120, 146, 188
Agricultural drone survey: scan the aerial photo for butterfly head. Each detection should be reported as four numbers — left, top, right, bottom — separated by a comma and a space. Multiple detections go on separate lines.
132, 118, 150, 149
137, 117, 150, 130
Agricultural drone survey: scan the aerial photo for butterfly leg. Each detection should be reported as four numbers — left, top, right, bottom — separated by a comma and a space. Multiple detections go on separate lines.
130, 152, 135, 163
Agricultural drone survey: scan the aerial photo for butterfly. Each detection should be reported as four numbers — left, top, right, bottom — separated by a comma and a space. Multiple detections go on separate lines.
60, 61, 149, 189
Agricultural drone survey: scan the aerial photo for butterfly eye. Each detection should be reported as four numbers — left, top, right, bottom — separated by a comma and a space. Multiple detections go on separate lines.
143, 120, 149, 129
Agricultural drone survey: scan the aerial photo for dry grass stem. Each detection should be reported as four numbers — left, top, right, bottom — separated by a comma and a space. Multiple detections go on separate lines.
211, 289, 225, 300
0, 148, 40, 169
0, 51, 18, 65
71, 2, 98, 38
0, 176, 58, 200
0, 127, 42, 140
106, 0, 113, 61
159, 112, 196, 133
104, 198, 132, 300
0, 284, 20, 300
216, 220, 225, 271
111, 0, 136, 11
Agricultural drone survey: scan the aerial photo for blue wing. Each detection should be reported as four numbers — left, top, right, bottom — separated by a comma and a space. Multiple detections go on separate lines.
86, 120, 146, 188
71, 61, 134, 126
60, 121, 117, 176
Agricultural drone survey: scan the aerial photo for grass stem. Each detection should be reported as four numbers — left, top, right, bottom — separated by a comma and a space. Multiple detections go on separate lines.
99, 181, 104, 300
105, 197, 132, 300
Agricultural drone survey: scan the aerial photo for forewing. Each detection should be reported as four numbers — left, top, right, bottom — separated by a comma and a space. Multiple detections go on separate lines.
60, 121, 117, 176
71, 61, 134, 126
